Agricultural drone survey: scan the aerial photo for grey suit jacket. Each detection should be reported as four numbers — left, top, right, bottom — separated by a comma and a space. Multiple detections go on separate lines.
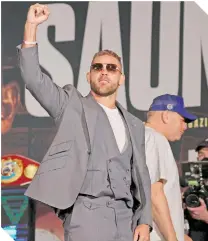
17, 45, 152, 229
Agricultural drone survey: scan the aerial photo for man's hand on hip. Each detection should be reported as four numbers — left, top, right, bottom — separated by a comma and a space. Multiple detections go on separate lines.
133, 224, 150, 241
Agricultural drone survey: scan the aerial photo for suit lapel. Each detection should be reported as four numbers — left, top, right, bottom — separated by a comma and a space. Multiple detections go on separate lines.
116, 101, 138, 148
81, 93, 99, 150
81, 96, 139, 160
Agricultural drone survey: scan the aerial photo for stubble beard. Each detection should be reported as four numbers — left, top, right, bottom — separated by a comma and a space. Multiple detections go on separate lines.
90, 81, 119, 97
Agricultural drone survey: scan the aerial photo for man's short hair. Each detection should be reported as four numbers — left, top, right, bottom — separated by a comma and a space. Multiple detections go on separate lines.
146, 111, 156, 120
92, 50, 121, 65
196, 138, 208, 152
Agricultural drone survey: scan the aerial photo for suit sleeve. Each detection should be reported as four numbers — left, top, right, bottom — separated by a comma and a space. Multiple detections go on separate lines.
16, 45, 73, 119
137, 124, 153, 228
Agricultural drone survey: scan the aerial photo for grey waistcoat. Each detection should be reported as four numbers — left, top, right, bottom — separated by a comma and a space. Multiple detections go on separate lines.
80, 105, 133, 207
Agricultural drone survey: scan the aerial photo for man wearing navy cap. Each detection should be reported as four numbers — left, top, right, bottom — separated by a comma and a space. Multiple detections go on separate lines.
144, 94, 197, 241
185, 138, 208, 241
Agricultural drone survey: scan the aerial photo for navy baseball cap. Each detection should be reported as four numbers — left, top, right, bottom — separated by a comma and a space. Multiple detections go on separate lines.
195, 138, 208, 152
149, 94, 197, 123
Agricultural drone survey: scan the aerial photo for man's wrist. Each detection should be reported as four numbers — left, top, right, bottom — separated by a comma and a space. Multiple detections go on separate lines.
23, 40, 37, 45
23, 21, 38, 42
25, 21, 38, 29
137, 224, 152, 233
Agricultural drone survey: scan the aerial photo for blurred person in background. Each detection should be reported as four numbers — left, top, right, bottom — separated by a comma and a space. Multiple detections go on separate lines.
1, 64, 22, 134
144, 94, 196, 241
185, 138, 208, 241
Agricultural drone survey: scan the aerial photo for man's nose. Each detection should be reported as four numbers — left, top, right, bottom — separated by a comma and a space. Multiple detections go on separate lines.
101, 67, 108, 74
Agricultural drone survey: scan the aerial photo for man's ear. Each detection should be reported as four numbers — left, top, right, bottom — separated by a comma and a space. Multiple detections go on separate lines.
86, 72, 90, 84
161, 110, 169, 124
119, 74, 125, 86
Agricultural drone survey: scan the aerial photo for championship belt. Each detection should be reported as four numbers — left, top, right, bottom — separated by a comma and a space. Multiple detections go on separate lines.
1, 154, 40, 187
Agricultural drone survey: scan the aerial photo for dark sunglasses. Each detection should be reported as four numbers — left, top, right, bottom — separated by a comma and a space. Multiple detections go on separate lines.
90, 63, 122, 74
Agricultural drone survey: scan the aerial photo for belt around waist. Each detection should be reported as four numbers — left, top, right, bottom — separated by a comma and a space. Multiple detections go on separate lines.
77, 194, 131, 209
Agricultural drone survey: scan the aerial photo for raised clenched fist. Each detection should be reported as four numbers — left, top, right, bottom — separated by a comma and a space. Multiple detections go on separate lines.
27, 3, 50, 26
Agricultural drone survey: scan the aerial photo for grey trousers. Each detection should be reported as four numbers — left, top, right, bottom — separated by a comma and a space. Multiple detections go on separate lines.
63, 196, 133, 241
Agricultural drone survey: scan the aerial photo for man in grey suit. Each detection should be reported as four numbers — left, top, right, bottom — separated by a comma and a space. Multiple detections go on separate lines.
18, 3, 152, 241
